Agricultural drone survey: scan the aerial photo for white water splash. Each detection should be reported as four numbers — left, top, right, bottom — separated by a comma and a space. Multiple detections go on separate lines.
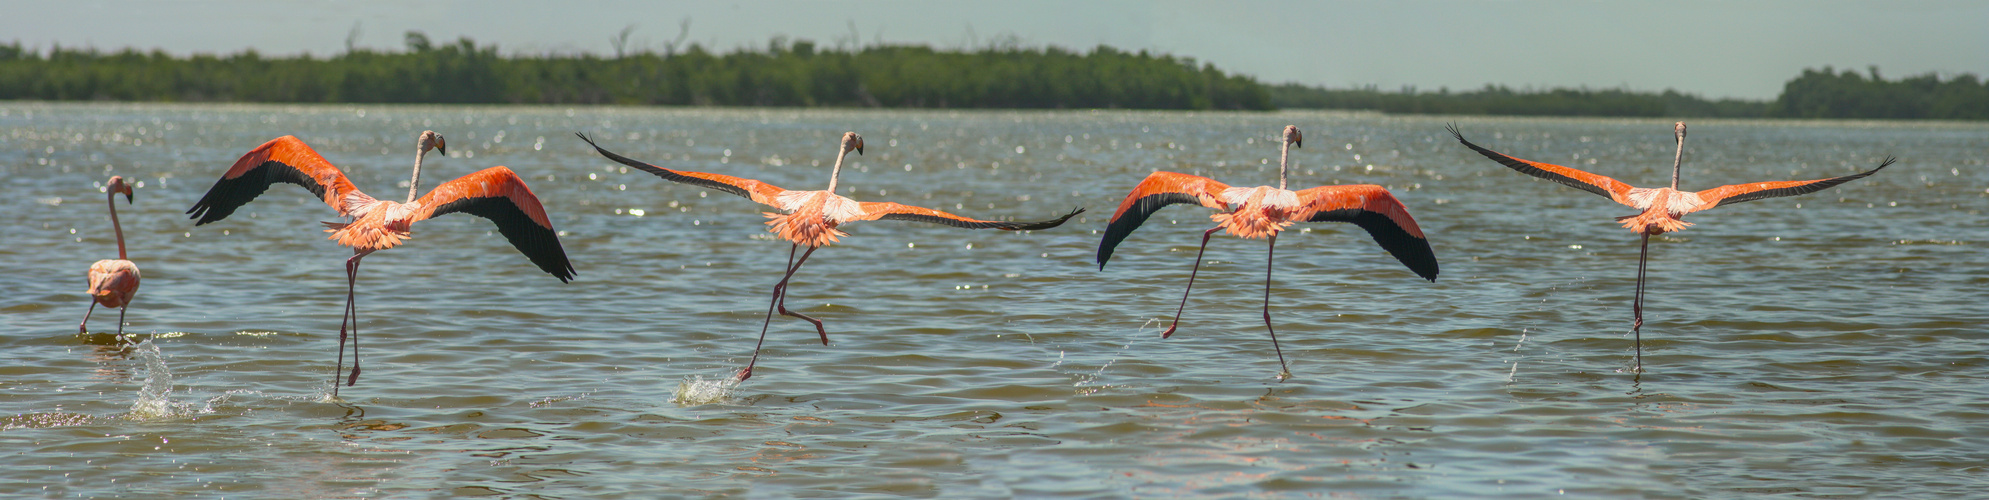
671, 373, 742, 406
126, 339, 189, 420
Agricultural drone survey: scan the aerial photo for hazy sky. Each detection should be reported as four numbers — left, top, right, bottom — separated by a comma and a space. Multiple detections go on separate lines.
8, 0, 1985, 100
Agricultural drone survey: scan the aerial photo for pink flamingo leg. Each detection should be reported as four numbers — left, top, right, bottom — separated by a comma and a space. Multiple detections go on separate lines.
1162, 226, 1224, 339
334, 252, 367, 396
740, 244, 822, 381
1631, 233, 1651, 373
79, 302, 98, 334
1263, 235, 1290, 380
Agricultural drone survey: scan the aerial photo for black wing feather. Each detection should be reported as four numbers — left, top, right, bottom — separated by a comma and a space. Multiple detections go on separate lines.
877, 207, 1084, 230
430, 196, 577, 283
1446, 123, 1615, 200
574, 132, 755, 200
1309, 209, 1440, 282
186, 160, 323, 225
1096, 192, 1203, 270
1703, 157, 1896, 210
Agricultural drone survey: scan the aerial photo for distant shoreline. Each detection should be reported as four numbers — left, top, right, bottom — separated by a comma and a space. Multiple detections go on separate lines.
2, 36, 1980, 120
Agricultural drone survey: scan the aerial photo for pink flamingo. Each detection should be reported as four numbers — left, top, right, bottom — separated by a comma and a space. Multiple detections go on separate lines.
81, 176, 141, 335
1097, 126, 1439, 379
579, 132, 1082, 381
187, 131, 576, 396
1450, 122, 1893, 371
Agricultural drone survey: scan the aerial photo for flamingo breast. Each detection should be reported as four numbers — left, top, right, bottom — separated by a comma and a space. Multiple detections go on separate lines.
767, 191, 860, 246
87, 259, 141, 308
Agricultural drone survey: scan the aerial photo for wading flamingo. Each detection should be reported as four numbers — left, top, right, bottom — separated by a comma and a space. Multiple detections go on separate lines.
187, 131, 575, 396
577, 132, 1082, 381
81, 176, 141, 335
1097, 125, 1439, 380
1448, 122, 1893, 372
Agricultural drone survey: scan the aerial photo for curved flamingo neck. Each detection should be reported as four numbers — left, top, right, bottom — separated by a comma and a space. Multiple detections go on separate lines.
1278, 139, 1291, 190
407, 148, 427, 203
1670, 129, 1685, 190
825, 147, 848, 194
107, 188, 127, 260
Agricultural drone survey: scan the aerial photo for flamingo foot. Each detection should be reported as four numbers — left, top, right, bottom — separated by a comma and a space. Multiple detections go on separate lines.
736, 366, 753, 382
1275, 369, 1292, 382
346, 365, 362, 387
1160, 323, 1180, 339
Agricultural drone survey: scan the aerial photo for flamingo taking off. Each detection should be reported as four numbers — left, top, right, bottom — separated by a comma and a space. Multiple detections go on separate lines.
187, 131, 575, 396
1097, 125, 1439, 380
1448, 122, 1894, 372
577, 131, 1082, 381
81, 176, 141, 335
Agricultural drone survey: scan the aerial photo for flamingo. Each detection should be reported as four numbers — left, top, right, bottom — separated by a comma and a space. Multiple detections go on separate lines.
1448, 121, 1894, 372
81, 176, 141, 335
1096, 125, 1439, 379
186, 131, 576, 396
577, 131, 1082, 381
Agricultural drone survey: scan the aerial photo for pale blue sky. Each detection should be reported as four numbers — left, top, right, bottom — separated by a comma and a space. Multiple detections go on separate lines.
7, 0, 1984, 99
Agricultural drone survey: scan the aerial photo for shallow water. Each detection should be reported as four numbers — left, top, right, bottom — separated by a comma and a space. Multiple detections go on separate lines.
3, 103, 1986, 498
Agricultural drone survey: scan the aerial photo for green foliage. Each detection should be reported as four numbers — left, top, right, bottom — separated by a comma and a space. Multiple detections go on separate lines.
1273, 67, 1988, 120
1773, 66, 1989, 120
1270, 83, 1767, 118
0, 35, 1269, 110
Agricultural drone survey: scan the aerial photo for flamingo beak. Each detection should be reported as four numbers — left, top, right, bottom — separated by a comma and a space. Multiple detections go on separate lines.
436, 138, 448, 155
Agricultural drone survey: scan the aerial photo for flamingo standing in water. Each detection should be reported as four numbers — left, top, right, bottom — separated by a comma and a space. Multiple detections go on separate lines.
1097, 125, 1439, 379
1448, 122, 1894, 371
81, 176, 141, 335
577, 132, 1082, 381
187, 131, 576, 396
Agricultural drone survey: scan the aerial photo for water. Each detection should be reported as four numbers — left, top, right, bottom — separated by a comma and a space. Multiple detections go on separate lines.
3, 103, 1986, 497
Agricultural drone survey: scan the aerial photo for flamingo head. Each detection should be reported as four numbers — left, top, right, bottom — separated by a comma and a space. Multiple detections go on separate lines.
1282, 125, 1302, 148
420, 130, 448, 155
841, 131, 864, 156
105, 175, 133, 203
1674, 121, 1686, 140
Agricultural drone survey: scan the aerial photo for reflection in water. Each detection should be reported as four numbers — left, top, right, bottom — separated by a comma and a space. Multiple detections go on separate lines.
77, 332, 140, 382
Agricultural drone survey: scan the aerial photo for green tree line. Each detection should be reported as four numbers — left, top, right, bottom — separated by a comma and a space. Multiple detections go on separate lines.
1272, 67, 1988, 120
4, 34, 1984, 119
0, 33, 1270, 110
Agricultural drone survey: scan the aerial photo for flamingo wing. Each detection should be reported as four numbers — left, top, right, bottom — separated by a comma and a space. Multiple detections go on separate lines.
1687, 157, 1895, 213
575, 133, 786, 207
1096, 172, 1232, 269
1294, 185, 1439, 281
1446, 124, 1638, 205
187, 135, 369, 225
853, 202, 1084, 230
408, 167, 576, 282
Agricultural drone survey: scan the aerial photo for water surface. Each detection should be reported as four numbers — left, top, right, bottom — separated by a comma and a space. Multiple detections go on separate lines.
2, 103, 1986, 497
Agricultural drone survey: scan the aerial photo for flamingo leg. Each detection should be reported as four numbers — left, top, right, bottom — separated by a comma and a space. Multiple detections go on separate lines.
79, 302, 98, 334
740, 244, 821, 381
1631, 233, 1651, 373
334, 252, 367, 396
775, 246, 826, 344
1264, 235, 1290, 380
116, 305, 128, 337
1161, 226, 1224, 339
